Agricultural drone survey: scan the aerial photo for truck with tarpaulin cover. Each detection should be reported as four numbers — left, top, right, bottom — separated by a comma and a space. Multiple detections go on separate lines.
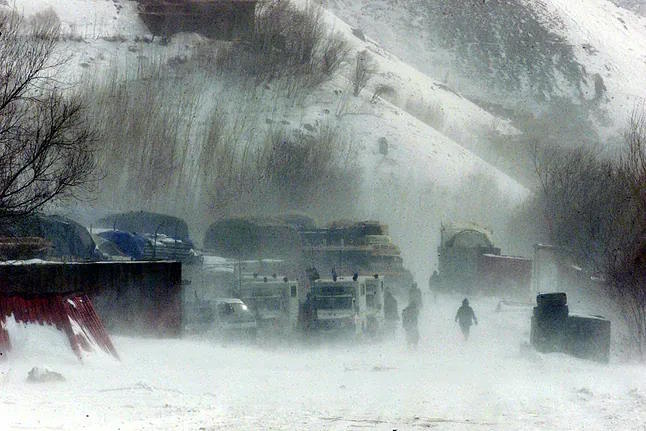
301, 221, 414, 295
432, 222, 531, 298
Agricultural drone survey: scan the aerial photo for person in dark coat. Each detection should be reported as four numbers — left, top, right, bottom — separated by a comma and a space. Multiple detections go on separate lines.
428, 270, 440, 302
455, 298, 477, 340
402, 301, 420, 349
409, 282, 423, 309
301, 293, 316, 332
384, 289, 399, 321
383, 288, 399, 336
428, 270, 440, 291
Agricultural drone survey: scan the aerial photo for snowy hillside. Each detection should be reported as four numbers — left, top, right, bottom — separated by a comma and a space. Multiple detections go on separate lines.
5, 0, 524, 187
9, 0, 145, 36
610, 0, 646, 14
325, 0, 646, 138
529, 0, 646, 127
2, 0, 530, 280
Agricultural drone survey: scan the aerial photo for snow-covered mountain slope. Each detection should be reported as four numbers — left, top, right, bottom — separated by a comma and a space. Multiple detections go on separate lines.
530, 0, 646, 124
325, 0, 646, 138
3, 0, 530, 280
9, 0, 145, 36
610, 0, 646, 15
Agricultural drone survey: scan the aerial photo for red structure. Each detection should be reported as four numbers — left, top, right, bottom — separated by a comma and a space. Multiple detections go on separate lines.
0, 260, 182, 361
0, 294, 118, 361
0, 261, 183, 337
137, 0, 257, 39
435, 223, 533, 298
477, 253, 533, 298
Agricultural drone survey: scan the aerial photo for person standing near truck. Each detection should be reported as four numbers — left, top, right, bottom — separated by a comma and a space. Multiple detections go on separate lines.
455, 298, 477, 340
429, 270, 440, 302
301, 292, 316, 333
402, 301, 419, 349
409, 282, 423, 309
383, 288, 399, 336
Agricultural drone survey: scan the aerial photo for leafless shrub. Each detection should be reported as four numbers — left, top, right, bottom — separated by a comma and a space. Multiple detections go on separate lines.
27, 7, 61, 36
81, 62, 202, 209
352, 50, 374, 97
205, 0, 348, 89
371, 84, 396, 104
101, 34, 128, 43
319, 35, 350, 77
531, 107, 646, 358
196, 120, 360, 220
62, 33, 85, 43
198, 105, 264, 219
0, 12, 96, 222
257, 125, 360, 215
351, 27, 366, 41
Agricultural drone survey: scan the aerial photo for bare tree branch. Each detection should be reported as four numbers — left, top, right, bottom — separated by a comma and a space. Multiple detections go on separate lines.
0, 11, 96, 223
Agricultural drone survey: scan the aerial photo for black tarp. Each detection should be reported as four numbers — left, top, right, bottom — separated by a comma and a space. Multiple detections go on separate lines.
203, 217, 302, 260
1, 214, 98, 261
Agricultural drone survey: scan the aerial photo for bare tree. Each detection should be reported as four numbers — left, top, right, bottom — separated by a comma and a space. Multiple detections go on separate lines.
257, 125, 360, 216
531, 109, 646, 358
210, 0, 347, 89
610, 104, 646, 357
0, 12, 96, 222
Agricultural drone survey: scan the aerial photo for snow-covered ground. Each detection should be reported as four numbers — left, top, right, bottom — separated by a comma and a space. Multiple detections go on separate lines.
2, 293, 645, 430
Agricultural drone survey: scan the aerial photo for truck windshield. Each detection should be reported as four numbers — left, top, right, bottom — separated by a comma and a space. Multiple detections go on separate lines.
314, 284, 353, 296
217, 302, 249, 317
315, 296, 353, 310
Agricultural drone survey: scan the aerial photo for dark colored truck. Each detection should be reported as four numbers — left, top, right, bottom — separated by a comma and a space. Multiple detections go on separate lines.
530, 292, 610, 363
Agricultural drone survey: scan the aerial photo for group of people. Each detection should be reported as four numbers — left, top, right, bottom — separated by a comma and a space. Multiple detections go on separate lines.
384, 283, 478, 349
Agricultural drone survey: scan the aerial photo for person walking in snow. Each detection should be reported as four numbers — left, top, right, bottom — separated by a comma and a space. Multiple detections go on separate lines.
428, 270, 440, 302
301, 292, 316, 333
409, 282, 423, 309
402, 301, 420, 349
455, 298, 477, 340
383, 288, 399, 336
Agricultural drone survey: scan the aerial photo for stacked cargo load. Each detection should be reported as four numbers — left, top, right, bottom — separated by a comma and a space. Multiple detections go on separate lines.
301, 221, 413, 293
95, 212, 201, 264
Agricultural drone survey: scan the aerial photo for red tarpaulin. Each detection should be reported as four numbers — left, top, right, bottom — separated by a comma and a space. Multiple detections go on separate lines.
0, 294, 118, 361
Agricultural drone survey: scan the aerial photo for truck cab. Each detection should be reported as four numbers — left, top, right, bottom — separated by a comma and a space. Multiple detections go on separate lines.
309, 275, 384, 336
361, 275, 385, 336
238, 275, 299, 335
185, 298, 257, 340
310, 278, 362, 334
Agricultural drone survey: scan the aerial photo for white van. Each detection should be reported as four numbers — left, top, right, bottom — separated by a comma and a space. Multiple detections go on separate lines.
186, 298, 257, 340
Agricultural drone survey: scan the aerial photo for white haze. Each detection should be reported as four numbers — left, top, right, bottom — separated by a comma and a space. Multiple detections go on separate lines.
0, 0, 644, 429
